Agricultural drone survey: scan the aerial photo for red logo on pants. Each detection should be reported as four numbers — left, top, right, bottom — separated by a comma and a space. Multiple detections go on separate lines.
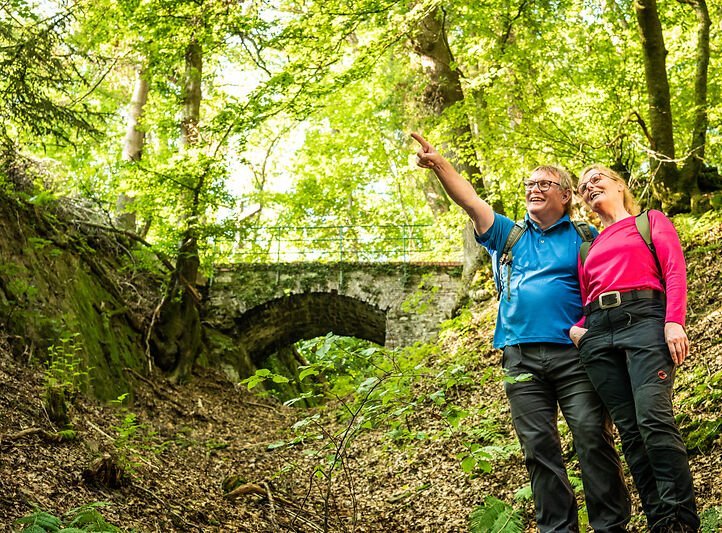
658, 370, 668, 380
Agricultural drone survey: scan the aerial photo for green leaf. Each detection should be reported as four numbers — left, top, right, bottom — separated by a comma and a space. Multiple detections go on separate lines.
298, 367, 320, 381
429, 389, 446, 405
241, 376, 264, 390
292, 414, 320, 431
357, 376, 379, 394
513, 484, 532, 501
502, 373, 533, 384
461, 455, 476, 473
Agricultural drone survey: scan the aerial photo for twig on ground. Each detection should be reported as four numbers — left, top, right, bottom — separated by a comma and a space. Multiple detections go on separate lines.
262, 481, 278, 531
87, 420, 114, 442
224, 481, 324, 530
0, 427, 73, 444
240, 399, 283, 414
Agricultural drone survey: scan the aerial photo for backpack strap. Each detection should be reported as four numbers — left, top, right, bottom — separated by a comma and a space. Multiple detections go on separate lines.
578, 211, 663, 284
572, 220, 595, 243
580, 240, 592, 265
574, 220, 596, 265
636, 210, 664, 282
498, 219, 596, 299
496, 220, 527, 300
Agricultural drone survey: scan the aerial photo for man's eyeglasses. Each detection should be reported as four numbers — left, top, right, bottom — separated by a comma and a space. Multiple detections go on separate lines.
523, 179, 562, 192
577, 173, 609, 195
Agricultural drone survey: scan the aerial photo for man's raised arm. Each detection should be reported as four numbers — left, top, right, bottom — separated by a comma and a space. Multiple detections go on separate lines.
411, 132, 495, 235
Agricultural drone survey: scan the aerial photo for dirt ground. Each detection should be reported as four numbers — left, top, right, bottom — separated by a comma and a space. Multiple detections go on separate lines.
0, 336, 528, 532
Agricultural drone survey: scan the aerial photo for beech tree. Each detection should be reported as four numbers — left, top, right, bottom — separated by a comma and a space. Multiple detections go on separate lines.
634, 0, 712, 212
148, 37, 205, 383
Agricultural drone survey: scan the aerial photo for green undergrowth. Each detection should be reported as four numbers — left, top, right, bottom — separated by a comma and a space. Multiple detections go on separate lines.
700, 505, 722, 533
676, 366, 722, 452
242, 296, 527, 526
672, 210, 722, 248
673, 210, 722, 453
14, 502, 123, 532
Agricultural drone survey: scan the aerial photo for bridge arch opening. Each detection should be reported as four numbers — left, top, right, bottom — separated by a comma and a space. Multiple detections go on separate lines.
234, 292, 387, 366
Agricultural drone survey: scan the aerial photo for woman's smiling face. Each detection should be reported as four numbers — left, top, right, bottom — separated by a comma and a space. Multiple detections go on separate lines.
578, 170, 623, 212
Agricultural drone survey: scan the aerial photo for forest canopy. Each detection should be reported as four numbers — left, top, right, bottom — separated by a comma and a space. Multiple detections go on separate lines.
2, 0, 720, 241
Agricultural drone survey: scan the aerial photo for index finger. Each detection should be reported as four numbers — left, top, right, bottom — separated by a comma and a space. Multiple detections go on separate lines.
410, 132, 431, 152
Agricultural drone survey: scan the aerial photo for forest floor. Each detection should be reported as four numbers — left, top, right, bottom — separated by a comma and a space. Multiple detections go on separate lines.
0, 330, 531, 532
2, 217, 722, 532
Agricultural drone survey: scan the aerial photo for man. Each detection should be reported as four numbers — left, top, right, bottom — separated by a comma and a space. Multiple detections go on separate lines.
412, 132, 631, 533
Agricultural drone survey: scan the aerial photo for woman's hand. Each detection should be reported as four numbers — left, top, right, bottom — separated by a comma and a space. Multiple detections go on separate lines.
665, 322, 689, 365
569, 326, 588, 348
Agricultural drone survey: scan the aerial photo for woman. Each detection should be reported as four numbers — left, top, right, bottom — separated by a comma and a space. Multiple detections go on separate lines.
569, 164, 699, 533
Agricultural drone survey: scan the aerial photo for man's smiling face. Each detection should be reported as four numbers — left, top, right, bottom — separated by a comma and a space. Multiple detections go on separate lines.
525, 169, 570, 224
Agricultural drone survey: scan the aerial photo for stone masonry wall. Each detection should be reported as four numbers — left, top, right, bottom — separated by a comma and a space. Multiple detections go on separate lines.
203, 262, 464, 372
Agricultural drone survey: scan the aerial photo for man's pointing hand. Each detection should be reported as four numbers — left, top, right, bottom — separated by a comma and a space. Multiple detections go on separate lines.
411, 132, 441, 170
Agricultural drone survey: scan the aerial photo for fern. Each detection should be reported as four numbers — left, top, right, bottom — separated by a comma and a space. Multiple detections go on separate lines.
19, 527, 51, 533
469, 496, 524, 533
65, 502, 120, 531
513, 483, 532, 502
15, 510, 62, 532
14, 503, 121, 532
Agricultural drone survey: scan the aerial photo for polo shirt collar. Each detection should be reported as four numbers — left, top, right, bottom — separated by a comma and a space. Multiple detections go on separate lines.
524, 212, 571, 232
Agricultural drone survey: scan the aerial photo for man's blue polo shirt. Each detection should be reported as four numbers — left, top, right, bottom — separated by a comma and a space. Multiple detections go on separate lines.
476, 212, 597, 349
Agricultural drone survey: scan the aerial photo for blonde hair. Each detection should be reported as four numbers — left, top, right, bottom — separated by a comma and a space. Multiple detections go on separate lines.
531, 165, 574, 215
579, 164, 640, 215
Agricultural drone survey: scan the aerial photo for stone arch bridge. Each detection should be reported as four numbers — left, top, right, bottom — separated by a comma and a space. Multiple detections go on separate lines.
203, 262, 464, 377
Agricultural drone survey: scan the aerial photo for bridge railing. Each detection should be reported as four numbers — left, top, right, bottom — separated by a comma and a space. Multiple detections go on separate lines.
212, 224, 456, 263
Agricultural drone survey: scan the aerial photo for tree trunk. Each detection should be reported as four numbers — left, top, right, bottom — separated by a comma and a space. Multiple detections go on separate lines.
151, 39, 204, 384
116, 67, 150, 232
410, 6, 495, 278
181, 41, 202, 147
634, 0, 683, 210
410, 7, 500, 214
151, 234, 202, 383
123, 69, 149, 162
679, 0, 710, 212
634, 0, 712, 213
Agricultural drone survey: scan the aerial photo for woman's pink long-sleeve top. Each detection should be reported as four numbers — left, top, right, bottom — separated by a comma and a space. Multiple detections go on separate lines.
575, 210, 687, 328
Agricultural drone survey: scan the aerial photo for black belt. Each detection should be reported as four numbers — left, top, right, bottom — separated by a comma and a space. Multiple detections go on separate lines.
583, 289, 665, 316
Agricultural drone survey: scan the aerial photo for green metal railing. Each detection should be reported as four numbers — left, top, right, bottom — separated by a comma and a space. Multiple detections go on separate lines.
213, 224, 450, 263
